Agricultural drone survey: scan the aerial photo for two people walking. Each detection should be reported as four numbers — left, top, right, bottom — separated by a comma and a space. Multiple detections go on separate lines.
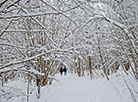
60, 67, 67, 75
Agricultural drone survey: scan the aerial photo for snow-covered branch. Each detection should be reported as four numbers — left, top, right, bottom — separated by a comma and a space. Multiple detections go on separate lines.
4, 29, 44, 32
0, 43, 26, 49
102, 15, 138, 54
0, 52, 45, 70
6, 0, 21, 9
0, 0, 8, 8
0, 48, 79, 70
0, 12, 61, 19
40, 0, 78, 26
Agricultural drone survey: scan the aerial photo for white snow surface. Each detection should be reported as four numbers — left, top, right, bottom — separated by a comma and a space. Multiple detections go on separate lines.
0, 70, 138, 102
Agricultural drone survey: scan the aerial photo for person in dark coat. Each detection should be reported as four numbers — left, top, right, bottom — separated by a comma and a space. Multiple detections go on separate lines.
63, 67, 67, 75
59, 67, 63, 75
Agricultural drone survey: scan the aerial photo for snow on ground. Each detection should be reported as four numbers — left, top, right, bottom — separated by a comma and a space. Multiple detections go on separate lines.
37, 72, 138, 102
1, 70, 138, 102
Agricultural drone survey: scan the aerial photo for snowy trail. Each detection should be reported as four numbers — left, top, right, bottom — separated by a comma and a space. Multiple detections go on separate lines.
36, 73, 134, 102
3, 72, 138, 102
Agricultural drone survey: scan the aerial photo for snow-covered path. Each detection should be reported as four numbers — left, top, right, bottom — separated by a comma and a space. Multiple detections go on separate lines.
37, 73, 137, 102
2, 72, 138, 102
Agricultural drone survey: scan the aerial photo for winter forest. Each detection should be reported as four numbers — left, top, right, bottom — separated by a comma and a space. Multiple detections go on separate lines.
0, 0, 138, 102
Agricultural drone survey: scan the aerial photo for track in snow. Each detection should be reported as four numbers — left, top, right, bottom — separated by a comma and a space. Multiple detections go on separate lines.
37, 73, 131, 102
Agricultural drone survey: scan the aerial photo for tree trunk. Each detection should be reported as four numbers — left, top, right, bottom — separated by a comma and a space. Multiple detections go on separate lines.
88, 56, 92, 79
74, 56, 77, 73
78, 57, 81, 77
